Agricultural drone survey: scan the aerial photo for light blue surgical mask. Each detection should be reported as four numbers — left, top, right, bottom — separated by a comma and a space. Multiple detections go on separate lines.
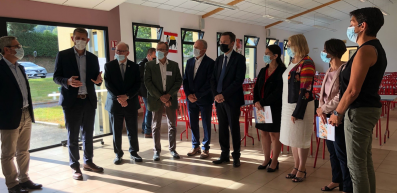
156, 51, 165, 60
347, 23, 362, 43
114, 54, 125, 62
263, 55, 272, 64
320, 51, 331, 64
287, 47, 295, 58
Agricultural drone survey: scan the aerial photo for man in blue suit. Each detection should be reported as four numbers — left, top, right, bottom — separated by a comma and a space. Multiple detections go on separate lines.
53, 28, 104, 180
183, 40, 214, 159
104, 42, 141, 165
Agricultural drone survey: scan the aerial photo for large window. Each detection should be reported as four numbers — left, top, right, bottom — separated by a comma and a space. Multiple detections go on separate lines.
181, 28, 204, 75
132, 23, 163, 63
0, 17, 110, 151
244, 36, 260, 79
217, 32, 223, 57
266, 38, 278, 47
283, 40, 291, 65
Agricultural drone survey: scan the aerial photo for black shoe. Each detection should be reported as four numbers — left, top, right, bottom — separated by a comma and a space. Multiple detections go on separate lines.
267, 162, 279, 172
170, 151, 180, 159
131, 152, 143, 162
19, 180, 42, 189
258, 159, 272, 170
213, 157, 230, 164
153, 152, 160, 161
233, 159, 241, 167
114, 156, 123, 165
8, 185, 28, 193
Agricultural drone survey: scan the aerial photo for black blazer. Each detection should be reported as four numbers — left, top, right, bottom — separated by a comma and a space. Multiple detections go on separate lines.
211, 51, 246, 108
253, 64, 286, 128
53, 48, 102, 109
0, 59, 35, 130
138, 58, 148, 98
183, 55, 215, 106
104, 59, 141, 113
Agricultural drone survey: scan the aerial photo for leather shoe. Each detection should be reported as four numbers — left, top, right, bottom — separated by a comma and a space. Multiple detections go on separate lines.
83, 162, 104, 173
200, 150, 209, 159
187, 147, 201, 156
130, 152, 143, 162
153, 152, 160, 161
8, 185, 28, 193
212, 157, 230, 164
144, 134, 152, 138
170, 151, 180, 159
233, 159, 241, 167
114, 156, 123, 165
72, 167, 83, 180
20, 180, 42, 189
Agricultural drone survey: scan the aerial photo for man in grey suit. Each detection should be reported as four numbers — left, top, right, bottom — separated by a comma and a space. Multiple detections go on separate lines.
144, 42, 182, 161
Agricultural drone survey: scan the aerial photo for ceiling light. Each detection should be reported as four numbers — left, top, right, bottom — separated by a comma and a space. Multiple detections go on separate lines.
379, 8, 388, 15
313, 25, 337, 32
359, 0, 366, 2
285, 19, 303, 24
263, 15, 303, 24
191, 0, 239, 10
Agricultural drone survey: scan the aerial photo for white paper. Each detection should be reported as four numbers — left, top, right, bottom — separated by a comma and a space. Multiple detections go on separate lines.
166, 71, 172, 76
254, 106, 273, 124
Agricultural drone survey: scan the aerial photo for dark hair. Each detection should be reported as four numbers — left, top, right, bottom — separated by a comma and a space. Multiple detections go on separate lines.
157, 41, 169, 51
267, 45, 285, 67
73, 28, 88, 37
147, 48, 156, 55
350, 7, 384, 37
221, 32, 236, 42
324, 39, 347, 59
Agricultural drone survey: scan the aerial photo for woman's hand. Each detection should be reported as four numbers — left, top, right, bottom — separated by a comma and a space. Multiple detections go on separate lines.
291, 116, 297, 124
329, 114, 343, 126
255, 102, 263, 110
320, 113, 327, 124
316, 107, 323, 117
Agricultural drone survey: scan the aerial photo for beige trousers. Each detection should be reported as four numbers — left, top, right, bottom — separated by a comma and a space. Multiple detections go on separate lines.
0, 109, 31, 188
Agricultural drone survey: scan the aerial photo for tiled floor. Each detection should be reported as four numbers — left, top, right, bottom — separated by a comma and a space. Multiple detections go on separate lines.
1, 109, 397, 193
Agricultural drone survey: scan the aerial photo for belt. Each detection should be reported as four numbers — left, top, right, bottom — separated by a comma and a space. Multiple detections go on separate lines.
77, 94, 87, 99
21, 106, 29, 110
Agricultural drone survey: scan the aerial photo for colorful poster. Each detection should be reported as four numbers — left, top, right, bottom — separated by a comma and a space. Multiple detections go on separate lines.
316, 117, 335, 141
254, 106, 273, 124
235, 39, 243, 55
164, 31, 178, 53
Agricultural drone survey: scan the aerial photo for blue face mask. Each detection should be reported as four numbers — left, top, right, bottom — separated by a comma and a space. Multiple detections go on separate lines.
114, 54, 125, 62
347, 23, 362, 43
156, 51, 165, 60
263, 55, 272, 64
287, 47, 295, 58
320, 51, 331, 64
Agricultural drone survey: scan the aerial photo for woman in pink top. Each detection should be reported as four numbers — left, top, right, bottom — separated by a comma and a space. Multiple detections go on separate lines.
317, 39, 352, 193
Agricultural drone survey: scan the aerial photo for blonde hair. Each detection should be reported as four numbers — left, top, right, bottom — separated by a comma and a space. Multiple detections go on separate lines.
288, 34, 309, 57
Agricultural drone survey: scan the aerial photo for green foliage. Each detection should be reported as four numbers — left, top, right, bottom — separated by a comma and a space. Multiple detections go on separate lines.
34, 25, 56, 33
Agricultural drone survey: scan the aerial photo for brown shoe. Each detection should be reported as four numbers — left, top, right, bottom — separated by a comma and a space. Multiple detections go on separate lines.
200, 150, 209, 159
144, 134, 152, 138
83, 162, 104, 173
187, 147, 201, 156
72, 167, 83, 180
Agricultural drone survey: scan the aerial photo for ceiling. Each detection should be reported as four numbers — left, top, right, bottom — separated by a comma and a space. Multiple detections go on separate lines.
31, 0, 127, 11
124, 0, 395, 33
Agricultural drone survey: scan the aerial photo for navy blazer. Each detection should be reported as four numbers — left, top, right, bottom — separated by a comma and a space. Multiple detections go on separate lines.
183, 55, 215, 106
0, 59, 35, 130
211, 51, 246, 108
53, 48, 102, 109
104, 59, 141, 113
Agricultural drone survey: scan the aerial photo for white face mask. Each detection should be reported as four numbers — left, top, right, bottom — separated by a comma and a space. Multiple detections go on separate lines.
74, 40, 87, 50
14, 47, 24, 60
193, 48, 201, 57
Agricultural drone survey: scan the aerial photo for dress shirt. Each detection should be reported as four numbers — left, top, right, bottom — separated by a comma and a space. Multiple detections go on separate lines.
3, 58, 29, 108
157, 58, 169, 92
118, 60, 127, 80
74, 47, 87, 95
194, 54, 205, 79
222, 50, 233, 69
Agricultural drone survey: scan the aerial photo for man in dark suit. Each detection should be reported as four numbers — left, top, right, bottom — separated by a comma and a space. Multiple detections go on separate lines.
0, 36, 42, 193
53, 28, 104, 180
104, 42, 141, 165
138, 48, 156, 138
210, 32, 246, 167
183, 39, 214, 159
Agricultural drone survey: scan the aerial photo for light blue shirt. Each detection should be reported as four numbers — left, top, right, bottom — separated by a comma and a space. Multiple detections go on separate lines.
3, 58, 29, 108
74, 48, 87, 95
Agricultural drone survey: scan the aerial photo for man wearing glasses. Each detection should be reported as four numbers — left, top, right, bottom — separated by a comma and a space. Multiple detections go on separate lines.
104, 42, 142, 165
0, 36, 42, 193
144, 42, 182, 161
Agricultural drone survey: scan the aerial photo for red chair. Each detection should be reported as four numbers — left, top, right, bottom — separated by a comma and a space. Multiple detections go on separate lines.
177, 98, 190, 140
138, 96, 146, 122
211, 103, 218, 132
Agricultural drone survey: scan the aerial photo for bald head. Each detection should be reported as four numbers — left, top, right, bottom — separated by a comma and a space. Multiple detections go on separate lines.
115, 42, 130, 62
193, 39, 207, 59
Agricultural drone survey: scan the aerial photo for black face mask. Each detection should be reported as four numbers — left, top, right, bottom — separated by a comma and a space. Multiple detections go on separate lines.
220, 44, 230, 53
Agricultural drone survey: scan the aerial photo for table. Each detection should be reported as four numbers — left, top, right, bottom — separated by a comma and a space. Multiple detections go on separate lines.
380, 95, 397, 145
240, 100, 254, 146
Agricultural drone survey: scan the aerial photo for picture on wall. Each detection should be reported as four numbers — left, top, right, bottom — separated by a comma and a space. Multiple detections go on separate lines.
164, 31, 178, 53
235, 39, 243, 55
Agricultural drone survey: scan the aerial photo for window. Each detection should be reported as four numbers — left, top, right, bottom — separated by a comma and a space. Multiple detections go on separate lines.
283, 40, 291, 65
217, 32, 223, 57
266, 38, 278, 46
244, 36, 260, 79
181, 28, 204, 75
0, 17, 110, 151
341, 46, 358, 63
132, 23, 163, 63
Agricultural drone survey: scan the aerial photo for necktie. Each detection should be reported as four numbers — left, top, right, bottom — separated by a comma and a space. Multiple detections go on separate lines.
120, 63, 125, 80
217, 56, 228, 93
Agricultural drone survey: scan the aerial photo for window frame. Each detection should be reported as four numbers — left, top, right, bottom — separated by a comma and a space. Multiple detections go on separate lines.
132, 22, 163, 62
283, 39, 291, 64
216, 32, 223, 57
180, 28, 204, 76
244, 35, 260, 78
266, 38, 277, 47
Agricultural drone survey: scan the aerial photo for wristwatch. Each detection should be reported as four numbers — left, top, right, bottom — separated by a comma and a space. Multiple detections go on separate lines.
333, 110, 343, 116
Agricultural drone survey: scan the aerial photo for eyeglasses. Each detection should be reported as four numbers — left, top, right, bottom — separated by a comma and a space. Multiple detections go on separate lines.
157, 49, 167, 52
116, 50, 128, 53
6, 44, 22, 49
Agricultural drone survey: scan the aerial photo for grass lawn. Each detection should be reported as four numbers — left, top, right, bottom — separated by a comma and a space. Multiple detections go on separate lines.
33, 106, 65, 127
28, 78, 60, 104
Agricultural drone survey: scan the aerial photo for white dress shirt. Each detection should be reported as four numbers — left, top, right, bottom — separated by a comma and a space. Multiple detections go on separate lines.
3, 58, 29, 108
157, 59, 169, 92
73, 48, 87, 95
222, 50, 233, 69
194, 54, 205, 79
118, 60, 127, 79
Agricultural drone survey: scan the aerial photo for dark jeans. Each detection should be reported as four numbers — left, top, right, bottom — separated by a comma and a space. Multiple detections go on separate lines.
326, 120, 353, 192
216, 103, 241, 159
63, 98, 95, 169
187, 101, 212, 151
109, 109, 139, 158
141, 97, 152, 134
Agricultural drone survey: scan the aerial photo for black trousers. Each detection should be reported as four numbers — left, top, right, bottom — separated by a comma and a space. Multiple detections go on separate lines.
326, 121, 353, 192
109, 109, 139, 157
216, 102, 241, 159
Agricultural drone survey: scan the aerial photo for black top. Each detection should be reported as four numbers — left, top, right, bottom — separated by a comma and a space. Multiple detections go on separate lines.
340, 39, 387, 109
138, 58, 148, 98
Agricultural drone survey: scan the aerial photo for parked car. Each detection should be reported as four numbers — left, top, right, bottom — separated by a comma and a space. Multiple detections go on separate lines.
19, 62, 47, 78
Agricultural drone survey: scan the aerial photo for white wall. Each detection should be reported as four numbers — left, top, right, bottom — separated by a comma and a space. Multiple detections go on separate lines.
119, 3, 296, 75
304, 3, 397, 73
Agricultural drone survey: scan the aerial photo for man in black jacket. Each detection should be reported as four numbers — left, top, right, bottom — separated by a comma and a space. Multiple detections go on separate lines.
104, 42, 141, 164
138, 48, 156, 138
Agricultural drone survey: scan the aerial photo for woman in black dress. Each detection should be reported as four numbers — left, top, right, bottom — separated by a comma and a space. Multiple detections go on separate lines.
254, 45, 286, 172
